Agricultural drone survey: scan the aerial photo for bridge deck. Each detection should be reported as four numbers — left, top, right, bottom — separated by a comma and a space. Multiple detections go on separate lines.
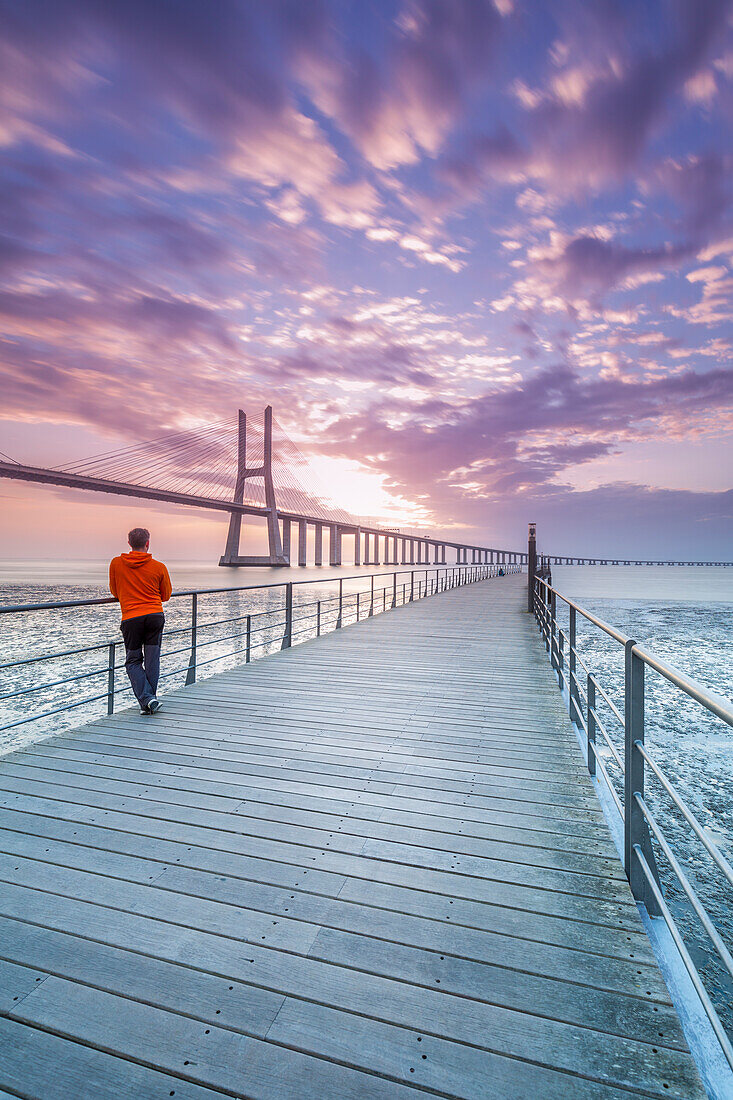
0, 575, 704, 1098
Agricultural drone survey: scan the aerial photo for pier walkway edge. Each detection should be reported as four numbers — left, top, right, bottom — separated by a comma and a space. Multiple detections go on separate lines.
0, 573, 708, 1097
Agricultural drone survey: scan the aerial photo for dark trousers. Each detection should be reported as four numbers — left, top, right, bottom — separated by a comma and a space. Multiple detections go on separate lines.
120, 613, 164, 708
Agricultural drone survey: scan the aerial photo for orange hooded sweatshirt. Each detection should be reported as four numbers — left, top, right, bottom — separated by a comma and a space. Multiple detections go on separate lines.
109, 551, 172, 621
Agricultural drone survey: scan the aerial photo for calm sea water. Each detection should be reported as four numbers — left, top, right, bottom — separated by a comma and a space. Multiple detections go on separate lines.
1, 559, 731, 1035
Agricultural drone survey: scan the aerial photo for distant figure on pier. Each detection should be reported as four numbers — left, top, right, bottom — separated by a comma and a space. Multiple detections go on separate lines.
109, 527, 172, 715
498, 568, 505, 577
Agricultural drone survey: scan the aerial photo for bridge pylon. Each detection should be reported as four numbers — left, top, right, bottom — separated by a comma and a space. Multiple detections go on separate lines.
219, 405, 289, 567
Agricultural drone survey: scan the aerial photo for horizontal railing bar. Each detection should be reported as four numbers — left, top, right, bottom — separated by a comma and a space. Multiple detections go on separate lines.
534, 571, 733, 1068
590, 747, 624, 818
1, 565, 496, 729
535, 578, 628, 644
573, 647, 592, 677
167, 605, 286, 636
0, 690, 111, 732
589, 674, 625, 728
186, 636, 280, 672
635, 794, 733, 983
0, 564, 480, 615
589, 705, 625, 771
0, 664, 109, 701
636, 740, 733, 891
633, 844, 733, 1072
539, 578, 732, 728
633, 643, 733, 728
569, 695, 587, 732
0, 638, 120, 669
569, 668, 587, 704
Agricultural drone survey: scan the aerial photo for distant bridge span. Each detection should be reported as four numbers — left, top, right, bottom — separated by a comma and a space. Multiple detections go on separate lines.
1, 407, 730, 568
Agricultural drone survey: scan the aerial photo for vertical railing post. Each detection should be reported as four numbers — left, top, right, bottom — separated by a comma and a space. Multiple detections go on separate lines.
569, 605, 578, 726
282, 582, 293, 648
587, 673, 596, 776
186, 592, 197, 685
356, 591, 360, 620
624, 641, 661, 914
557, 630, 565, 693
336, 578, 343, 628
550, 588, 557, 667
369, 574, 374, 617
624, 638, 638, 880
107, 643, 116, 714
527, 522, 537, 613
246, 614, 251, 662
410, 570, 415, 602
392, 571, 397, 609
317, 600, 321, 636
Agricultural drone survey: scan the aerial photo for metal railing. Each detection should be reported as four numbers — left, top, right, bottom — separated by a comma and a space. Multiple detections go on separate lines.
533, 575, 733, 1068
0, 563, 520, 739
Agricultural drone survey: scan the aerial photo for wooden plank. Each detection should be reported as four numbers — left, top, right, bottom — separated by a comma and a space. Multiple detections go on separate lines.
8, 965, 698, 1098
0, 921, 696, 1095
0, 908, 686, 1049
0, 857, 673, 998
0, 1017, 223, 1099
0, 815, 643, 934
0, 815, 653, 961
0, 786, 625, 878
0, 575, 705, 1098
8, 977, 437, 1099
4, 752, 611, 833
0, 769, 620, 857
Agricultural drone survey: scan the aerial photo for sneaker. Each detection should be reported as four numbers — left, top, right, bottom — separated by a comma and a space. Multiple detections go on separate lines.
148, 697, 162, 714
140, 704, 151, 715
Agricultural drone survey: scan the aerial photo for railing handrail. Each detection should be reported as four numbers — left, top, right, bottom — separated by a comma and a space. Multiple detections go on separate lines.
632, 642, 733, 727
1, 563, 521, 736
532, 573, 733, 1074
0, 563, 472, 615
535, 575, 733, 727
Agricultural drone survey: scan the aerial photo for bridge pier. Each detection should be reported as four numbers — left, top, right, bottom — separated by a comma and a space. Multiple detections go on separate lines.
354, 527, 361, 567
281, 518, 291, 564
219, 406, 288, 567
329, 524, 340, 566
314, 523, 323, 566
298, 520, 307, 566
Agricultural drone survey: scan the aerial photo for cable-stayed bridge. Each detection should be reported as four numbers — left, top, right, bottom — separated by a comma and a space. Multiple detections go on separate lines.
0, 407, 524, 568
0, 406, 730, 567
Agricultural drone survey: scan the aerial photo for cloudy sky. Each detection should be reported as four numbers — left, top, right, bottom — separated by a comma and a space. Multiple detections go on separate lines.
1, 0, 731, 560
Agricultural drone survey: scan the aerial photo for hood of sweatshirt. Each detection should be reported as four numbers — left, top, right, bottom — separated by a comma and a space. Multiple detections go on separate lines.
120, 551, 152, 569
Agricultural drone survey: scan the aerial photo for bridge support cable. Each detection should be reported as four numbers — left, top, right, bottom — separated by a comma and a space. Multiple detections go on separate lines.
0, 406, 531, 568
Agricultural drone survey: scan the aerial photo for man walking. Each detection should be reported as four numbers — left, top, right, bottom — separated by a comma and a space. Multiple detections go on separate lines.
109, 528, 172, 714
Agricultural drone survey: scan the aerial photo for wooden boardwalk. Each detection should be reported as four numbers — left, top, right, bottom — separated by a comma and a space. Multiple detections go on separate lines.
0, 575, 705, 1098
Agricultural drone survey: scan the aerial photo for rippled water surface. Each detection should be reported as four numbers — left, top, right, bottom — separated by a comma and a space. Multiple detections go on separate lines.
0, 559, 452, 752
552, 566, 733, 1039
